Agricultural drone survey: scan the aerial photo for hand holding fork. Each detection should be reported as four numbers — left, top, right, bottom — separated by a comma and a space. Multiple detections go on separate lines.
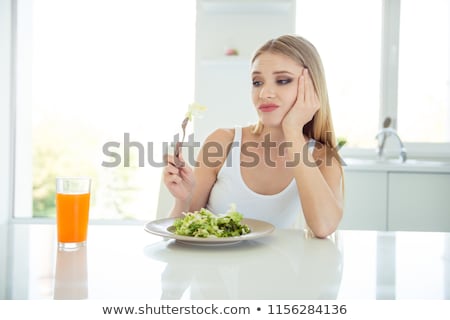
172, 102, 207, 168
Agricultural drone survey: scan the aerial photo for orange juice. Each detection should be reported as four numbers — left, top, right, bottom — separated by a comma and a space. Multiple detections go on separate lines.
56, 193, 90, 243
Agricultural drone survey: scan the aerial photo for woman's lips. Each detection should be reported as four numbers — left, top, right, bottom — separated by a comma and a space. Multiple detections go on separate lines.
259, 103, 279, 112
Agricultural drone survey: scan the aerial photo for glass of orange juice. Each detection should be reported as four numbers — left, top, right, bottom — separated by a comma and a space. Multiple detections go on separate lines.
56, 177, 91, 250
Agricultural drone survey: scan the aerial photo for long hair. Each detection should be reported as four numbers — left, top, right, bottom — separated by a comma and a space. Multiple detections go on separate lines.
251, 35, 337, 150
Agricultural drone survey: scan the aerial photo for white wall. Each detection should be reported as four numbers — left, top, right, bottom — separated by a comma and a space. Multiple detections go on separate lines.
194, 0, 296, 144
156, 0, 296, 216
0, 0, 12, 300
0, 0, 12, 225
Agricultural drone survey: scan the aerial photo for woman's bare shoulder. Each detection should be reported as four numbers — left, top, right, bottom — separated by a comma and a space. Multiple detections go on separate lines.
198, 128, 236, 169
204, 128, 235, 144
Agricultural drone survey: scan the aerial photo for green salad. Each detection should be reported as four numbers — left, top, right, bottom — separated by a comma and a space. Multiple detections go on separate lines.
172, 205, 250, 238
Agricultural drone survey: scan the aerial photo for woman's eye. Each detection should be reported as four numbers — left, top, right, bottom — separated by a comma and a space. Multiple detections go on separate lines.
277, 78, 292, 85
252, 80, 263, 87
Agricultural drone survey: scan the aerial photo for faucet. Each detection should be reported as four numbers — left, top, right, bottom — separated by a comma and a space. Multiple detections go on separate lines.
375, 127, 407, 163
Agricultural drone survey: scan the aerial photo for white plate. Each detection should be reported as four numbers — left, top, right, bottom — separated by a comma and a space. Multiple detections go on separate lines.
144, 217, 275, 246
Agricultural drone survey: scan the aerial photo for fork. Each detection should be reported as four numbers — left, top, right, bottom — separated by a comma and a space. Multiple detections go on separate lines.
174, 116, 189, 167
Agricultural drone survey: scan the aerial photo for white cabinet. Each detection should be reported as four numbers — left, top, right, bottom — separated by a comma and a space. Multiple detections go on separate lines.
388, 173, 450, 232
341, 171, 387, 231
194, 0, 295, 144
342, 169, 450, 232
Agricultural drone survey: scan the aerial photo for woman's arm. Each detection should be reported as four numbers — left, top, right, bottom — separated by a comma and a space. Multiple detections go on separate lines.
282, 69, 343, 238
189, 128, 235, 212
286, 139, 343, 238
164, 128, 234, 217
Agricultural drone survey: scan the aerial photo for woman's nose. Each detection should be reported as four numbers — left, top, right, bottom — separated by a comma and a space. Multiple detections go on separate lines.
259, 85, 276, 99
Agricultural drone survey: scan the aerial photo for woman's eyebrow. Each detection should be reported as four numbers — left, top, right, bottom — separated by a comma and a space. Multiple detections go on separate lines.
251, 70, 296, 76
273, 70, 295, 75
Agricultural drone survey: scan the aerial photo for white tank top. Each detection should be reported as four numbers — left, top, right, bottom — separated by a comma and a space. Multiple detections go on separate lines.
206, 127, 308, 229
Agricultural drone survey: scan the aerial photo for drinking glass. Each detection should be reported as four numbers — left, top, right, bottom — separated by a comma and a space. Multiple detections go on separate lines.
56, 177, 91, 249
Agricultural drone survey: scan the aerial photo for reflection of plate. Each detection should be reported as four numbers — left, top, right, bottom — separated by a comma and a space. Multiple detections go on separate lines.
144, 218, 275, 246
143, 229, 343, 299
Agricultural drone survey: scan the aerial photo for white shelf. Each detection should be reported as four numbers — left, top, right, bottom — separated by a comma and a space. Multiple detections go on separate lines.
199, 57, 250, 67
200, 0, 292, 14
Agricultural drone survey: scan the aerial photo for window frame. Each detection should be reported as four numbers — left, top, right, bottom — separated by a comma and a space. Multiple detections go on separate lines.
0, 0, 14, 224
340, 0, 450, 160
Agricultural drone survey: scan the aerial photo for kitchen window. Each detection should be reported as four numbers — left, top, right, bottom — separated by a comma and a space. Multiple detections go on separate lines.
296, 0, 450, 154
13, 0, 196, 220
297, 0, 382, 149
397, 0, 449, 143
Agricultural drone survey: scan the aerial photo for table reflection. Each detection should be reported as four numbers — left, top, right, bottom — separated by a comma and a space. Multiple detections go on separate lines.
53, 246, 88, 300
144, 230, 343, 299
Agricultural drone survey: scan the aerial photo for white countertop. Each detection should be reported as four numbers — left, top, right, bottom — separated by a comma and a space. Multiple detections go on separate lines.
343, 157, 450, 173
1, 223, 449, 300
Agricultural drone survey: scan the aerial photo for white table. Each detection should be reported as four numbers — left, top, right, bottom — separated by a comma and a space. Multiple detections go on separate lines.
0, 223, 449, 300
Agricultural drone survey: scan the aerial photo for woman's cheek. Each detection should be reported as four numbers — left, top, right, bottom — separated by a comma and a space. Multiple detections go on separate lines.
251, 89, 260, 104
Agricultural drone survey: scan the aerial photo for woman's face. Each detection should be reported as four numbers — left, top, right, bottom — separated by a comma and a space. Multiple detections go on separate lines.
251, 52, 304, 129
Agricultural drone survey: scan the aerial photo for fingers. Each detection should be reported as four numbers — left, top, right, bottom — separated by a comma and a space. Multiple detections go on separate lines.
163, 153, 192, 178
163, 152, 195, 201
297, 69, 306, 103
304, 69, 313, 103
163, 163, 184, 191
303, 68, 320, 110
165, 153, 184, 162
165, 153, 183, 167
165, 162, 179, 175
164, 172, 183, 185
179, 166, 194, 182
177, 152, 186, 166
297, 68, 316, 105
164, 155, 180, 176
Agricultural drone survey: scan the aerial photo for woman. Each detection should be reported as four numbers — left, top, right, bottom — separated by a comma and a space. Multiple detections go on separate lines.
164, 35, 343, 238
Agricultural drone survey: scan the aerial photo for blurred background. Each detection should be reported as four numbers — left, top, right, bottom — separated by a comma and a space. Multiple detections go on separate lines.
2, 0, 448, 222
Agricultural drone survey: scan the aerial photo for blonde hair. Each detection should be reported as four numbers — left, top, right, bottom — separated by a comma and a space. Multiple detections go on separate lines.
251, 35, 337, 150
